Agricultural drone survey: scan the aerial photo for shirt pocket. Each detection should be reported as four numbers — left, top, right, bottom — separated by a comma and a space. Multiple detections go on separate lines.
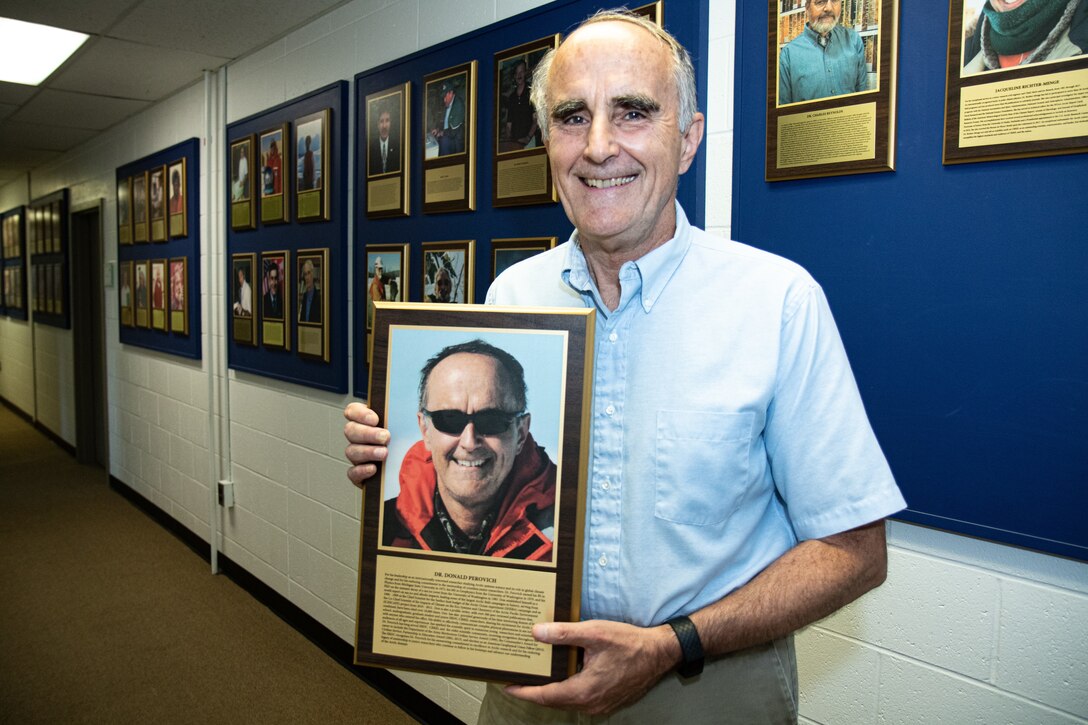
654, 410, 753, 526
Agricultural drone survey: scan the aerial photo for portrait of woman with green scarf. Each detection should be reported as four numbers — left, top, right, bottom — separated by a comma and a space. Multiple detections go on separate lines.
962, 0, 1087, 73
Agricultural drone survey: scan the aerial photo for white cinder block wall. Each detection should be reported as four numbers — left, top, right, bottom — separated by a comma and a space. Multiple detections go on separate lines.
0, 1, 1085, 723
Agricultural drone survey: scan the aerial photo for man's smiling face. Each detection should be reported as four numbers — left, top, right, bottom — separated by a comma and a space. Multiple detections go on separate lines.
542, 20, 702, 257
417, 353, 529, 512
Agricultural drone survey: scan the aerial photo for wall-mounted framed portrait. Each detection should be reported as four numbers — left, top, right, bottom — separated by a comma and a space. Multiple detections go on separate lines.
296, 247, 329, 361
633, 0, 664, 25
167, 159, 187, 238
119, 259, 133, 327
490, 237, 557, 281
295, 109, 331, 222
423, 61, 477, 213
230, 136, 257, 231
231, 252, 257, 345
169, 257, 188, 335
259, 124, 290, 224
260, 250, 290, 350
365, 243, 407, 332
422, 239, 474, 304
149, 166, 167, 242
117, 177, 133, 245
493, 36, 558, 208
365, 83, 411, 219
134, 260, 150, 328
150, 258, 167, 330
133, 171, 149, 242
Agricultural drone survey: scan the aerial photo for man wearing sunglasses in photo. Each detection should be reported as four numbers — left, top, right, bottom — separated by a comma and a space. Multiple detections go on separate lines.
381, 339, 556, 561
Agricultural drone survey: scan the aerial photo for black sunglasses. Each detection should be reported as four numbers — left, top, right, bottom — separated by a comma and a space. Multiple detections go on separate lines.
422, 408, 525, 436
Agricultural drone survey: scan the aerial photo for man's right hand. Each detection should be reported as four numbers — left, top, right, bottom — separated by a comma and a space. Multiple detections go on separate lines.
344, 402, 391, 488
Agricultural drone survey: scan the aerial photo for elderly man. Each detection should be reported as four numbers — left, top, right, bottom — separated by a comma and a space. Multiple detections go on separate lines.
778, 0, 869, 104
369, 105, 400, 175
431, 80, 466, 156
346, 10, 904, 722
383, 339, 556, 560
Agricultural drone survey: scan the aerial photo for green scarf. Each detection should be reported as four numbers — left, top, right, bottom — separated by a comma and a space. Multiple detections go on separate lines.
983, 0, 1070, 54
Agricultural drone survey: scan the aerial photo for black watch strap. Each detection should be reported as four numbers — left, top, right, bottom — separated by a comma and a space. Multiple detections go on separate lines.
665, 615, 705, 678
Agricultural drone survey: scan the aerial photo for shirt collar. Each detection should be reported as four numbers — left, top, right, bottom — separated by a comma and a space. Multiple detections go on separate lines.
561, 200, 692, 314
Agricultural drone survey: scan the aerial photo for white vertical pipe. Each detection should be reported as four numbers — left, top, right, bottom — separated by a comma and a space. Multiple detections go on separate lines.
203, 68, 220, 574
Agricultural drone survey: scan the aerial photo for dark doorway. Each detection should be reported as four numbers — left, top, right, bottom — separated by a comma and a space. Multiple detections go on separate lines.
70, 202, 107, 467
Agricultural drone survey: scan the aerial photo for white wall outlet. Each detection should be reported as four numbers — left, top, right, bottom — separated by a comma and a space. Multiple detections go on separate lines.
217, 480, 235, 508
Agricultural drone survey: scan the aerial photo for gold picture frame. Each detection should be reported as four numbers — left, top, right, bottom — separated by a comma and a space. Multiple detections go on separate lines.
422, 240, 475, 304
423, 61, 477, 213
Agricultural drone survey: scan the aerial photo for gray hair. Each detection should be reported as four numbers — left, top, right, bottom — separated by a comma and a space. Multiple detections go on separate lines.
530, 8, 698, 142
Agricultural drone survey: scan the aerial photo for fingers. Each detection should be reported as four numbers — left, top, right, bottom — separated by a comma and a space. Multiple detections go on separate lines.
343, 401, 379, 426
343, 402, 390, 488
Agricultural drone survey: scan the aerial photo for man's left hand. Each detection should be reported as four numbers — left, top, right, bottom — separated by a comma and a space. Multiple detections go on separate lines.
504, 619, 680, 716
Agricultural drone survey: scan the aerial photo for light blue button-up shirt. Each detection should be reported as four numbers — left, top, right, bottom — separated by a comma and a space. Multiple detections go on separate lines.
778, 23, 869, 105
486, 204, 905, 626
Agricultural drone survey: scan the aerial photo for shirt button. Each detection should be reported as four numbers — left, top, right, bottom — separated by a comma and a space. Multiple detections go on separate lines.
605, 405, 615, 416
608, 332, 618, 343
601, 480, 611, 491
598, 555, 608, 567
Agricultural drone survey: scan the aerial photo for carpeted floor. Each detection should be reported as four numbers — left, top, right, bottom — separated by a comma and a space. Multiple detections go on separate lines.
0, 403, 418, 724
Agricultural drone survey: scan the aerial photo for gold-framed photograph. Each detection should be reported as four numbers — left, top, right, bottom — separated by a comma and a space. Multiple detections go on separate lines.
423, 61, 477, 213
365, 243, 408, 332
491, 237, 557, 281
150, 259, 167, 330
296, 247, 329, 361
169, 257, 188, 335
260, 250, 290, 350
365, 83, 411, 219
232, 253, 257, 345
295, 109, 331, 222
135, 260, 150, 328
149, 166, 167, 242
133, 171, 149, 242
493, 37, 559, 208
766, 0, 899, 181
422, 240, 474, 304
117, 177, 133, 245
167, 159, 187, 238
942, 0, 1088, 164
632, 0, 664, 25
230, 136, 257, 231
355, 304, 595, 684
119, 259, 134, 327
259, 124, 290, 224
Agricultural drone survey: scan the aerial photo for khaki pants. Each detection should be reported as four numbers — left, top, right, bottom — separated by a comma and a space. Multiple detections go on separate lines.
477, 636, 798, 725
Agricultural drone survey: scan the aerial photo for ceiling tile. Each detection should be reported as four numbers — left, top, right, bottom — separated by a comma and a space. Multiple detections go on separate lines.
0, 81, 37, 106
48, 36, 229, 101
10, 89, 151, 131
0, 145, 61, 169
0, 121, 98, 151
0, 102, 17, 122
0, 0, 137, 34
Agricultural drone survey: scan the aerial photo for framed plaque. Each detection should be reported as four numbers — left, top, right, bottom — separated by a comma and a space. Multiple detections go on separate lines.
423, 61, 477, 213
296, 247, 329, 360
355, 303, 594, 684
133, 171, 149, 242
260, 250, 290, 350
150, 259, 167, 329
766, 0, 899, 180
169, 257, 188, 335
134, 260, 150, 328
230, 136, 257, 231
294, 109, 331, 222
422, 240, 474, 304
491, 237, 557, 281
365, 83, 411, 219
149, 166, 167, 242
231, 253, 257, 345
117, 177, 133, 245
259, 124, 290, 224
119, 260, 134, 327
167, 159, 187, 238
493, 36, 558, 207
633, 0, 664, 24
365, 243, 407, 332
943, 0, 1088, 164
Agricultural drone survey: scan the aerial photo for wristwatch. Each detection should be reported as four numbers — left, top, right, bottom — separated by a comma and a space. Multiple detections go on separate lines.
665, 615, 705, 678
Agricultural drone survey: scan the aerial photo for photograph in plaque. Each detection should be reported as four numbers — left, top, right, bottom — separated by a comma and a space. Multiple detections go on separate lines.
117, 177, 132, 245
135, 260, 150, 328
167, 159, 187, 238
423, 61, 477, 213
259, 124, 290, 224
365, 83, 411, 219
169, 257, 188, 335
493, 36, 559, 208
150, 259, 167, 330
943, 0, 1088, 164
766, 0, 899, 180
491, 237, 557, 281
422, 240, 474, 304
260, 250, 290, 350
119, 260, 133, 327
133, 171, 149, 242
295, 110, 331, 222
355, 304, 594, 683
231, 253, 257, 345
230, 136, 257, 231
149, 166, 167, 242
365, 244, 407, 332
296, 248, 329, 361
633, 0, 664, 24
